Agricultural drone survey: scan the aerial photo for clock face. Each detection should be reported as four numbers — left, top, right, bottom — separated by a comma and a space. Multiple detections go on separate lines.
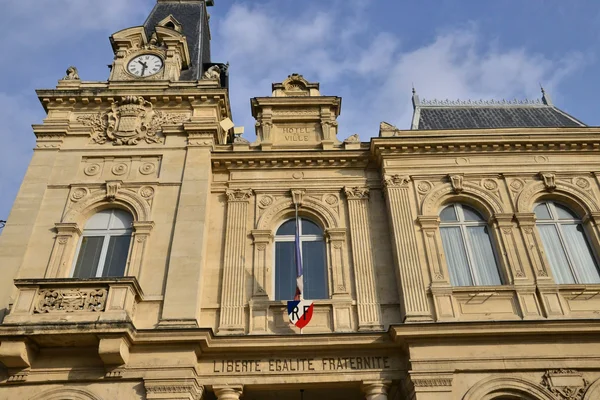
127, 54, 164, 77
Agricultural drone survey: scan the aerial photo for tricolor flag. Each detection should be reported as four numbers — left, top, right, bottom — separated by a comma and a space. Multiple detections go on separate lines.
288, 299, 314, 329
294, 205, 303, 301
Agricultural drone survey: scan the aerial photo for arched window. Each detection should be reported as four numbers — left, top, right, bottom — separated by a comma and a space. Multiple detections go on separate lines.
439, 203, 503, 286
274, 218, 327, 300
534, 201, 600, 284
71, 209, 133, 278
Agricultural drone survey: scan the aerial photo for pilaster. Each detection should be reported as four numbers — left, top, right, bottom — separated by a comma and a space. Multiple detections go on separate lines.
383, 175, 433, 322
362, 380, 391, 400
218, 189, 253, 335
160, 132, 214, 328
344, 187, 383, 331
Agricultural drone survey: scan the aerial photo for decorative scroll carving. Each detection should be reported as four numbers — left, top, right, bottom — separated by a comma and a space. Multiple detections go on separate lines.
345, 187, 370, 199
540, 172, 557, 192
35, 289, 107, 313
541, 369, 589, 400
449, 174, 464, 194
384, 175, 410, 188
78, 96, 190, 145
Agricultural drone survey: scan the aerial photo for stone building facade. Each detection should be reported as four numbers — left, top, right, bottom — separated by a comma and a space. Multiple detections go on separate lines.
1, 1, 600, 399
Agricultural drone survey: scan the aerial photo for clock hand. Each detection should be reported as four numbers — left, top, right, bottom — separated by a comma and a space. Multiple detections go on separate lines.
141, 65, 147, 76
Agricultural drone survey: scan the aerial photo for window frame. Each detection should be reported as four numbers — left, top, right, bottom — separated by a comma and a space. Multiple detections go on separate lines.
272, 217, 328, 301
439, 203, 504, 286
70, 209, 133, 278
534, 200, 600, 284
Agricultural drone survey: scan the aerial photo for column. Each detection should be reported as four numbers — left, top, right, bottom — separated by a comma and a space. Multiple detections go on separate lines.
218, 189, 253, 335
362, 380, 391, 400
383, 175, 432, 322
161, 132, 213, 327
214, 386, 243, 400
345, 187, 383, 331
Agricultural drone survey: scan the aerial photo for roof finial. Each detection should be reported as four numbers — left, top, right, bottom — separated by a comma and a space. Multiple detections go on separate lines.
412, 84, 420, 108
540, 84, 553, 106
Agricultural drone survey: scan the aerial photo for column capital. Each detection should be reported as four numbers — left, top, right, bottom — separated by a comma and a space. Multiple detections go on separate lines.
144, 378, 203, 400
383, 174, 411, 188
226, 188, 253, 202
344, 186, 370, 199
214, 385, 243, 400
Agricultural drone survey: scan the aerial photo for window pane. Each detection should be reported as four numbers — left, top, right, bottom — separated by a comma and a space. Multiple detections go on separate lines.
102, 235, 131, 277
534, 203, 552, 220
462, 205, 484, 222
537, 224, 575, 284
276, 220, 296, 236
440, 227, 473, 286
275, 242, 296, 300
554, 203, 578, 220
562, 224, 600, 283
84, 211, 112, 230
73, 236, 104, 278
466, 226, 502, 285
302, 219, 322, 236
302, 241, 328, 300
109, 209, 133, 230
439, 205, 458, 222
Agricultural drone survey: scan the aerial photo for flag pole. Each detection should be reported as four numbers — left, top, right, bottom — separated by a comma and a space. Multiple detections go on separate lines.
296, 202, 303, 336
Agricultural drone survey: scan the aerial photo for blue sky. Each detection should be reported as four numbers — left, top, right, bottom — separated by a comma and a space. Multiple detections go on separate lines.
0, 0, 599, 220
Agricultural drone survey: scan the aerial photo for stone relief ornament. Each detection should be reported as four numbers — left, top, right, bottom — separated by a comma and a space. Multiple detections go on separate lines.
345, 187, 370, 199
324, 194, 339, 206
449, 174, 464, 194
509, 179, 525, 192
84, 163, 102, 176
139, 186, 155, 199
111, 163, 129, 176
384, 175, 411, 188
77, 96, 190, 146
541, 369, 589, 400
258, 195, 274, 209
70, 188, 89, 202
540, 172, 557, 192
139, 162, 157, 175
574, 177, 591, 190
202, 63, 228, 81
35, 289, 107, 313
226, 189, 253, 202
482, 178, 499, 191
62, 66, 80, 80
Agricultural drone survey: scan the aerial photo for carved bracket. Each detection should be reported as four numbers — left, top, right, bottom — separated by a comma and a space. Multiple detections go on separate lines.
449, 174, 464, 194
540, 172, 557, 192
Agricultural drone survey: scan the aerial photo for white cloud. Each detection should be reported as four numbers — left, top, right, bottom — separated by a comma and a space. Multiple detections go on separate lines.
214, 4, 585, 140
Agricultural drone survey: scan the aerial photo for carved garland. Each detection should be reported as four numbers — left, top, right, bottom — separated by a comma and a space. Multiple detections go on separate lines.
35, 289, 107, 313
77, 96, 190, 146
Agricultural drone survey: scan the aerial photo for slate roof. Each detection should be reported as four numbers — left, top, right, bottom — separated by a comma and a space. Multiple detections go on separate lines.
411, 89, 586, 130
144, 0, 213, 80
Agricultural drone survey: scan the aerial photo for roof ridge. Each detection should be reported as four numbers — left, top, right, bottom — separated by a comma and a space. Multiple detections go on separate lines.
419, 98, 546, 107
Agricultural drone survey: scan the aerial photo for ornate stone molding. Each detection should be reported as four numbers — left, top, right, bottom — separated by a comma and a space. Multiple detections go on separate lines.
421, 181, 504, 216
78, 96, 190, 145
516, 180, 600, 214
34, 288, 107, 313
145, 379, 204, 400
412, 378, 453, 387
291, 189, 306, 206
541, 369, 589, 400
106, 180, 122, 202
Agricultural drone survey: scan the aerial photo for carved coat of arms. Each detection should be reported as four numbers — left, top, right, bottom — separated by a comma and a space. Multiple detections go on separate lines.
78, 96, 190, 146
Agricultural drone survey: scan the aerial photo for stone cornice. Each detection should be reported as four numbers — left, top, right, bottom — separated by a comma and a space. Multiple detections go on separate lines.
211, 150, 370, 170
371, 128, 600, 159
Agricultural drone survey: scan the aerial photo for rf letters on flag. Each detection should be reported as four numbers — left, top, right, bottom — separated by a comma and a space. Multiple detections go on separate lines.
288, 300, 314, 329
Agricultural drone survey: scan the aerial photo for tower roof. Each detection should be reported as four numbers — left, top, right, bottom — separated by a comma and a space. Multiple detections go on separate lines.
410, 88, 586, 130
144, 0, 213, 80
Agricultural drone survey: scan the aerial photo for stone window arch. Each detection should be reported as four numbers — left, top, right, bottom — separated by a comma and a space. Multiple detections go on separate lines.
534, 200, 600, 284
418, 182, 520, 286
46, 184, 154, 279
515, 179, 600, 282
273, 217, 328, 300
30, 387, 102, 400
252, 192, 348, 300
439, 203, 504, 286
463, 376, 555, 400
